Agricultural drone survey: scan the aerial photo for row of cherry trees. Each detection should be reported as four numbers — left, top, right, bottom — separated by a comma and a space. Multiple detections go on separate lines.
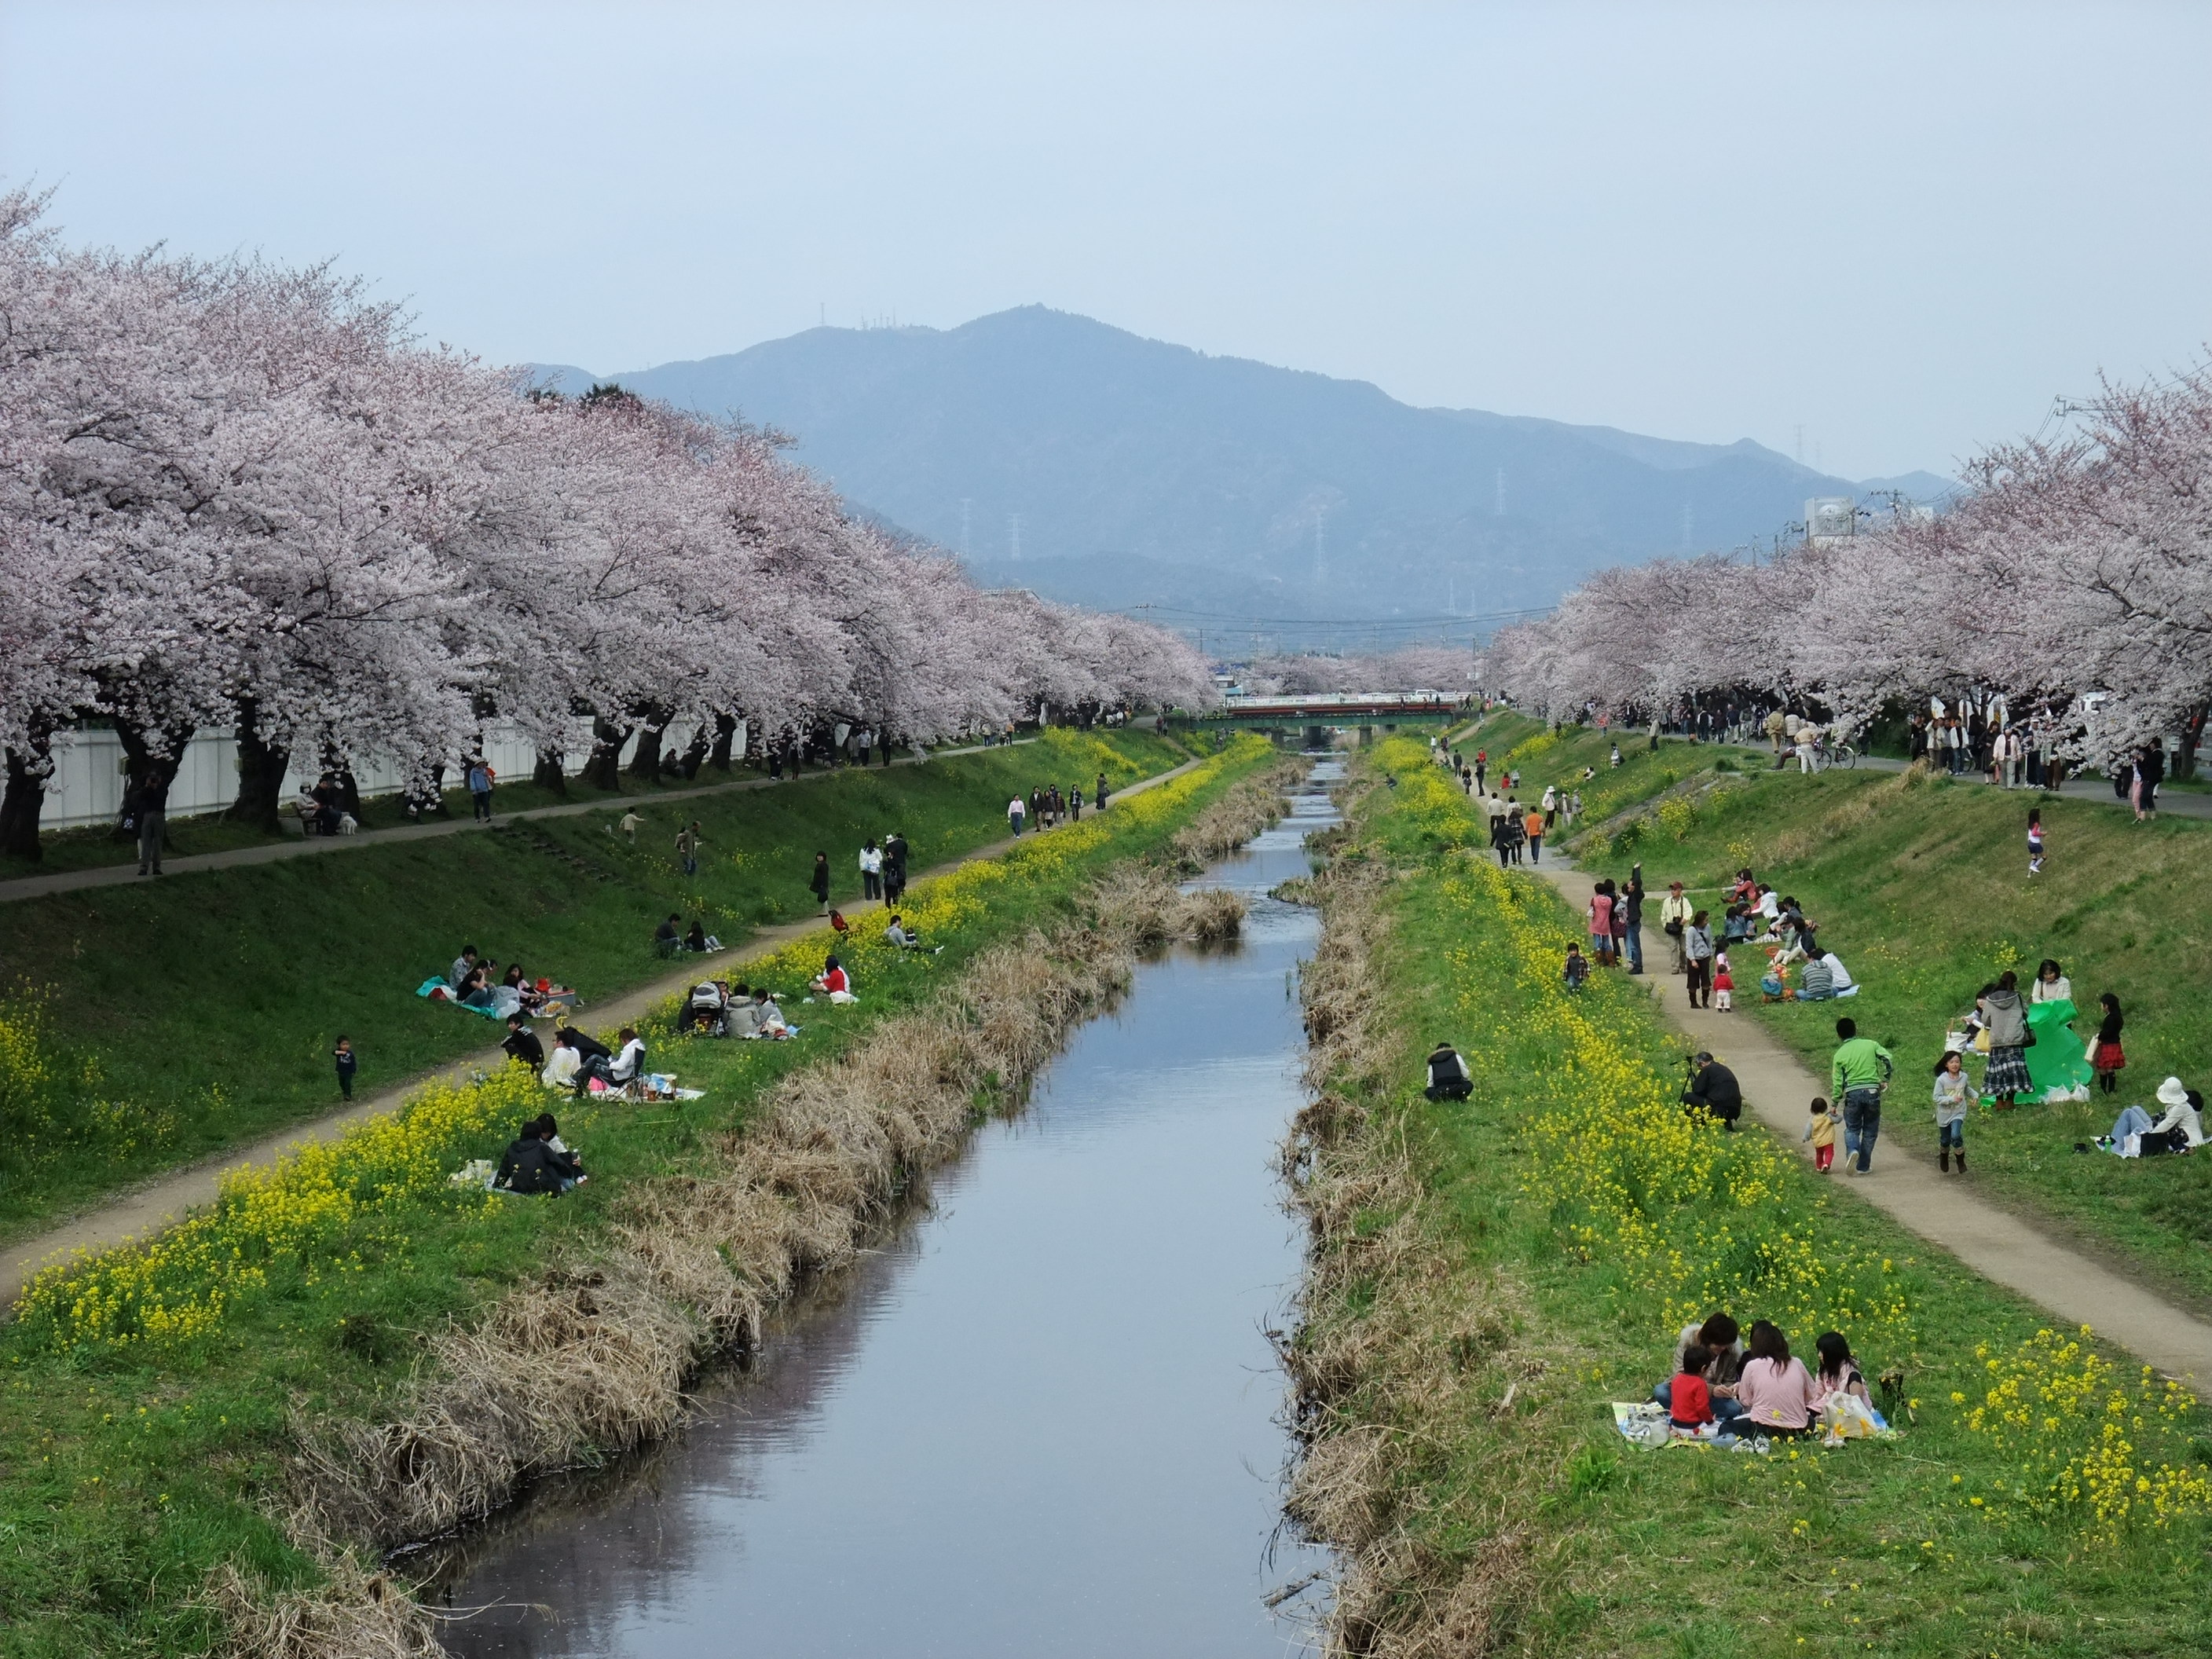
1479, 362, 2212, 767
0, 190, 1212, 856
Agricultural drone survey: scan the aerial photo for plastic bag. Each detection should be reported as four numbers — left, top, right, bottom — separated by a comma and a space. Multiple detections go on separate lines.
1819, 1393, 1888, 1445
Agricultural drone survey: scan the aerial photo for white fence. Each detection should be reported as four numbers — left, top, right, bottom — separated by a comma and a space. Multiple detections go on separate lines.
35, 719, 740, 830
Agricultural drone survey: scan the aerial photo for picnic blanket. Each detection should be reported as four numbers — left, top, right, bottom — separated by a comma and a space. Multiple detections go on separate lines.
415, 977, 506, 1019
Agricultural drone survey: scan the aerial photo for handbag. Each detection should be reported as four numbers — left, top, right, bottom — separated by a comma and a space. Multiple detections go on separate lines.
1664, 919, 1683, 937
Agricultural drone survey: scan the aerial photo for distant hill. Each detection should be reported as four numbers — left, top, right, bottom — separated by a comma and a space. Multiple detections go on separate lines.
531, 308, 1951, 632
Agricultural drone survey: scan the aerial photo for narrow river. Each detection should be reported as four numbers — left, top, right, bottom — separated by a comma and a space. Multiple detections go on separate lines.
432, 759, 1341, 1658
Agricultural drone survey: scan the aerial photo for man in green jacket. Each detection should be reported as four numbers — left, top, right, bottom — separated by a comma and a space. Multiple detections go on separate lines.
1830, 1016, 1894, 1174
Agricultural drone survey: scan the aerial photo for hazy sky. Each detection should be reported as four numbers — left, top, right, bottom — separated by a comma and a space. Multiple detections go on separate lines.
5, 2, 2208, 478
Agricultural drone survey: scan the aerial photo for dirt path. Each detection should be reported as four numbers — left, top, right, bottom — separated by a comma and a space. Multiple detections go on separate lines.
1525, 856, 2212, 1382
0, 738, 1042, 906
0, 755, 1204, 1309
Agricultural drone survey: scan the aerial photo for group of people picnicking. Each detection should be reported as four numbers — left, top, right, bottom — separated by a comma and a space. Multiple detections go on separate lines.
433, 945, 579, 1021
1645, 1310, 1884, 1446
1008, 772, 1113, 836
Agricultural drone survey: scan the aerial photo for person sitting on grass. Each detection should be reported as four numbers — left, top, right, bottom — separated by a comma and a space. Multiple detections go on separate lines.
1563, 942, 1590, 991
1654, 1313, 1749, 1432
750, 987, 790, 1036
1424, 1041, 1473, 1102
654, 913, 683, 958
811, 955, 855, 1002
554, 1025, 613, 1093
449, 945, 480, 989
1797, 952, 1835, 1001
720, 983, 759, 1038
1730, 1320, 1824, 1437
603, 1027, 646, 1093
495, 1118, 580, 1196
1815, 1332, 1870, 1407
502, 1013, 545, 1071
1668, 1344, 1717, 1434
884, 914, 937, 953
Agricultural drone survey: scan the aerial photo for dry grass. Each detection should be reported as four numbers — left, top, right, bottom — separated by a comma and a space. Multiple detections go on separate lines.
1280, 853, 1558, 1657
203, 1544, 443, 1659
1171, 759, 1302, 870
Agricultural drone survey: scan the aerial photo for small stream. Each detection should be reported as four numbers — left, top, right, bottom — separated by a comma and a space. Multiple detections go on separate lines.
430, 760, 1342, 1658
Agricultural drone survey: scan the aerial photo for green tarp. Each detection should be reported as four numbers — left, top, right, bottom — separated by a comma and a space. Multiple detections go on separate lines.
2022, 997, 2093, 1095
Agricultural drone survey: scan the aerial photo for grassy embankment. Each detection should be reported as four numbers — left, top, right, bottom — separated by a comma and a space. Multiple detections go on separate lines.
0, 728, 1184, 1244
1287, 737, 2212, 1658
1518, 721, 2212, 1313
0, 734, 1281, 1658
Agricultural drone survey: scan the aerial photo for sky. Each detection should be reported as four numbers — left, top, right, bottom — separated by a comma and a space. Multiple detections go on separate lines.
4, 2, 2209, 480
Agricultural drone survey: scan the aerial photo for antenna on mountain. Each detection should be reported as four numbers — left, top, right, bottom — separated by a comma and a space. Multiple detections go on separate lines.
1794, 424, 1805, 463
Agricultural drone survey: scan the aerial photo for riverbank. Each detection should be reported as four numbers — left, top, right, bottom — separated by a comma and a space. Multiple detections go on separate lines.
1470, 713, 2212, 1317
1284, 738, 2212, 1657
0, 740, 1291, 1657
0, 728, 1184, 1247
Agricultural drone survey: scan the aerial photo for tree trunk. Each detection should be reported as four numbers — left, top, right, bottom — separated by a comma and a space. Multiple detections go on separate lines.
532, 747, 568, 793
2175, 704, 2209, 782
1, 733, 55, 861
708, 712, 736, 773
225, 699, 289, 833
112, 720, 193, 844
628, 705, 673, 782
677, 725, 711, 779
580, 718, 629, 792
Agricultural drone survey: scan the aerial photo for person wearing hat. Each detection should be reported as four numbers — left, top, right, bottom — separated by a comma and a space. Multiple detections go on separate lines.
2134, 1077, 2206, 1155
1659, 880, 1695, 974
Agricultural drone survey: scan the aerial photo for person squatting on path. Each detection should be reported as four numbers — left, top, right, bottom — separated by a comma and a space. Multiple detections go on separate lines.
1830, 1017, 1894, 1174
1933, 1050, 1972, 1174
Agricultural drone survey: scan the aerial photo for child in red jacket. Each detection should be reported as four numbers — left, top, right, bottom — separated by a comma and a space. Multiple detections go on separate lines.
1670, 1345, 1716, 1432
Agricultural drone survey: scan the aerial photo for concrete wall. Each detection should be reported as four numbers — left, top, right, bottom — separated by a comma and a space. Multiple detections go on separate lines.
35, 718, 742, 830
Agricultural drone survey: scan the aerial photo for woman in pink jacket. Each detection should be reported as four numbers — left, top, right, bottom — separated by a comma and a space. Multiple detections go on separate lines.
1730, 1320, 1824, 1437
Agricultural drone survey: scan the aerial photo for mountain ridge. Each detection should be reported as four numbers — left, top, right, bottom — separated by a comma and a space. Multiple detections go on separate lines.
529, 307, 1950, 628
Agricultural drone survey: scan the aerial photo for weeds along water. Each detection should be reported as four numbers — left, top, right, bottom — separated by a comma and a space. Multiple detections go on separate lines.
1280, 736, 2212, 1659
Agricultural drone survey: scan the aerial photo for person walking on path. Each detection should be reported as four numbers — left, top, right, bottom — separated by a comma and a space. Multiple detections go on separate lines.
1473, 749, 1488, 793
2133, 738, 2164, 822
1933, 1051, 1972, 1174
1096, 771, 1110, 810
1830, 1017, 1894, 1174
1525, 804, 1546, 864
882, 830, 909, 906
1683, 910, 1715, 1008
467, 758, 495, 822
859, 838, 883, 901
676, 820, 702, 878
334, 1035, 358, 1101
1663, 884, 1690, 973
809, 851, 831, 916
1008, 794, 1027, 837
132, 770, 170, 877
1621, 863, 1646, 975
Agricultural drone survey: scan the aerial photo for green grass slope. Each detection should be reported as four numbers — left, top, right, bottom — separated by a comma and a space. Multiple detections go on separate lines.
0, 730, 1181, 1241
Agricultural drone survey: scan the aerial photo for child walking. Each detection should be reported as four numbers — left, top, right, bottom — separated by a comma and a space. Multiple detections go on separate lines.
334, 1035, 357, 1101
1803, 1097, 1837, 1173
2089, 993, 2126, 1094
1933, 1050, 1972, 1173
2027, 808, 2045, 876
1712, 953, 1734, 1013
1563, 942, 1590, 991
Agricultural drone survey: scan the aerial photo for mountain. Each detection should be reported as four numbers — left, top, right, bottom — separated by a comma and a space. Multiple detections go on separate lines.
530, 309, 1950, 635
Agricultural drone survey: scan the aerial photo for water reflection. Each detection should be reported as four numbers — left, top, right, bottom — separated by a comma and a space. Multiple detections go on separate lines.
434, 757, 1341, 1659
